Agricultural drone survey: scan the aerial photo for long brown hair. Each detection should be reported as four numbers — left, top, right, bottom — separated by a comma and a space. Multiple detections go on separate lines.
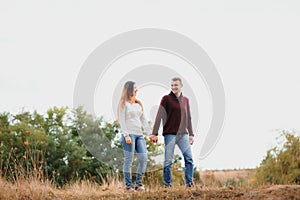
117, 81, 143, 117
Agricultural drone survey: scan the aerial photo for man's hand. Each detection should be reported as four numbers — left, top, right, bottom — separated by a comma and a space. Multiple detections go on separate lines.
189, 136, 194, 145
125, 135, 132, 145
149, 135, 158, 143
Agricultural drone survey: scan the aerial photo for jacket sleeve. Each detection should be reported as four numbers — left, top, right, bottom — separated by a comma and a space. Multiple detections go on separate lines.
152, 96, 167, 136
187, 98, 194, 136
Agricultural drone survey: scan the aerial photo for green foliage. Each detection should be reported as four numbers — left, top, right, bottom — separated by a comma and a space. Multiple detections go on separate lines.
225, 178, 237, 186
0, 107, 164, 186
0, 107, 111, 186
193, 167, 201, 183
225, 177, 244, 187
254, 130, 300, 185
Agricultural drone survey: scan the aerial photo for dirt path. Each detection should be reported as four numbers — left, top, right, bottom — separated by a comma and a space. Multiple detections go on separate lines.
116, 185, 300, 200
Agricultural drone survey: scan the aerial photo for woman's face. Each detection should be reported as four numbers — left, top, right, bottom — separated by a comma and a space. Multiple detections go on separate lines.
132, 84, 138, 97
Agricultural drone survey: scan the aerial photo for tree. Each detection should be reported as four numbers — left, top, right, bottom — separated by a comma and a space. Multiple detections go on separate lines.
254, 130, 300, 185
0, 107, 164, 186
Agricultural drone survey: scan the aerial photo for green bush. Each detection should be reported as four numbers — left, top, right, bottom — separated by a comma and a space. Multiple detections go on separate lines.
0, 107, 163, 186
254, 130, 300, 185
0, 107, 118, 186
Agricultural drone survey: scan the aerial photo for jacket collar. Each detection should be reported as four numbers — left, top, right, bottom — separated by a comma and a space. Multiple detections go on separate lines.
169, 91, 183, 99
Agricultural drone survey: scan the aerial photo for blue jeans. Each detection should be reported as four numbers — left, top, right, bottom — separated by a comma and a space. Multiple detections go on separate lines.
163, 133, 194, 186
121, 134, 147, 187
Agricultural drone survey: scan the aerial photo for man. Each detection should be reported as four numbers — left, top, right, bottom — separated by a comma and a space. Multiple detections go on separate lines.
150, 77, 194, 187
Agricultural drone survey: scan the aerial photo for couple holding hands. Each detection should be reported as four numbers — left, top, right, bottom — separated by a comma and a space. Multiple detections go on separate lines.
118, 77, 194, 192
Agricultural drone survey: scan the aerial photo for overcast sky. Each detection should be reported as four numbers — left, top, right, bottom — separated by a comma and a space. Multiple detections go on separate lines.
1, 0, 300, 170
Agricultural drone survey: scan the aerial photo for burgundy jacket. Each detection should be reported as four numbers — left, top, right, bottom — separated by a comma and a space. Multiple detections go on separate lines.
152, 92, 194, 136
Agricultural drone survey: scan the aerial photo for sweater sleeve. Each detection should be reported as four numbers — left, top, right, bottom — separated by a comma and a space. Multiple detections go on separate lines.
118, 105, 130, 136
140, 112, 152, 136
187, 98, 194, 136
152, 96, 167, 136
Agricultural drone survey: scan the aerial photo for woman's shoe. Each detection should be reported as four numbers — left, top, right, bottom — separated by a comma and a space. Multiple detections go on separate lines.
135, 185, 146, 192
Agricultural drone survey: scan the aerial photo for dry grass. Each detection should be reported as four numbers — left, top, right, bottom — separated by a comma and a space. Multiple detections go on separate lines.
200, 169, 255, 187
1, 169, 299, 200
0, 177, 56, 199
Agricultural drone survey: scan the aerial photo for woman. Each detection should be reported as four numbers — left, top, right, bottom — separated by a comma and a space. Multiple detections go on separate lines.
118, 81, 151, 192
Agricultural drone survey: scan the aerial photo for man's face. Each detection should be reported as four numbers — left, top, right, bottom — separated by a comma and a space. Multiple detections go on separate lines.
171, 80, 183, 94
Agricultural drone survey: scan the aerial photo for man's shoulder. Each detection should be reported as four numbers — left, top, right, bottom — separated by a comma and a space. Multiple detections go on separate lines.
182, 95, 190, 102
162, 93, 171, 99
160, 95, 169, 102
160, 93, 172, 103
183, 96, 189, 100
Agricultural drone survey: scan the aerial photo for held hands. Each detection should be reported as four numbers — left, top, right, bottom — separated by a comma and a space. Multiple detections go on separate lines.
125, 135, 132, 145
149, 135, 158, 143
150, 135, 193, 144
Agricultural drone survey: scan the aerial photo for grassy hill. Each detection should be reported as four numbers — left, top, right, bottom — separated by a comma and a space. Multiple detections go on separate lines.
1, 169, 299, 200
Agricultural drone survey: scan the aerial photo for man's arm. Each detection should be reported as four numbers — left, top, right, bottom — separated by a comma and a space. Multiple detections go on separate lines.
187, 98, 194, 145
152, 96, 167, 135
187, 98, 194, 137
150, 96, 167, 143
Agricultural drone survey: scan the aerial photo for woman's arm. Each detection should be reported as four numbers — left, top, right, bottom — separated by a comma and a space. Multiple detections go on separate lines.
118, 105, 130, 136
140, 111, 152, 136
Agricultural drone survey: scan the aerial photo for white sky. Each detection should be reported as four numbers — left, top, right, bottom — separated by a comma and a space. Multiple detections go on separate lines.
1, 0, 300, 170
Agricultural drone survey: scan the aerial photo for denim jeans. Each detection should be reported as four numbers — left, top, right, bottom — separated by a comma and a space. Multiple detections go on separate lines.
163, 133, 194, 186
121, 134, 147, 187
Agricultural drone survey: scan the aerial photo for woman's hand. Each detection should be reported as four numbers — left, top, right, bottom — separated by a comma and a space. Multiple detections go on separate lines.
125, 135, 132, 145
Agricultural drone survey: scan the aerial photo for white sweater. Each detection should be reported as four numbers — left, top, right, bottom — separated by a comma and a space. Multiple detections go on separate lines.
119, 101, 152, 136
